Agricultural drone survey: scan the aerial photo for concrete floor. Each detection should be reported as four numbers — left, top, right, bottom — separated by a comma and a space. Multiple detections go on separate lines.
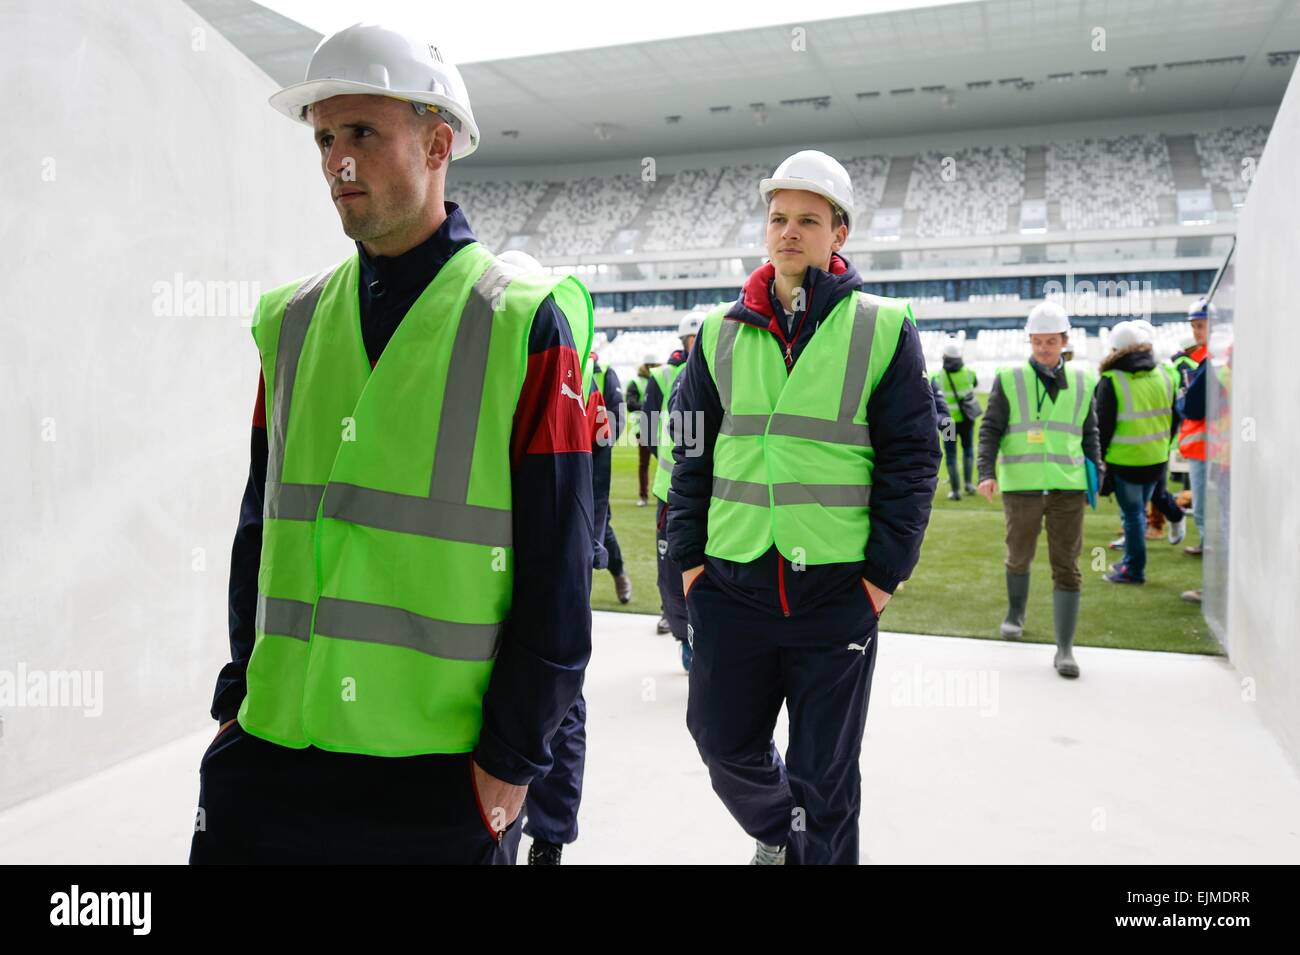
2, 610, 1297, 864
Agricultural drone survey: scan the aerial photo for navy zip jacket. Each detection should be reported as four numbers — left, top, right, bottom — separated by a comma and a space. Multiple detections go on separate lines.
211, 201, 593, 786
666, 252, 940, 617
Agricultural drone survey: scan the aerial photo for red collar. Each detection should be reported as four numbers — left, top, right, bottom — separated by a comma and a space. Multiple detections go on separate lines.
738, 253, 849, 320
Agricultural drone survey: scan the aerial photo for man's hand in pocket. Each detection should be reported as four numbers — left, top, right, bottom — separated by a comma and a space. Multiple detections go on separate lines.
682, 565, 704, 595
863, 578, 891, 617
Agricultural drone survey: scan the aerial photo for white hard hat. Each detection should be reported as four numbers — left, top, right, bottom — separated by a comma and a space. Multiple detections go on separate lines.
269, 23, 480, 160
941, 338, 962, 359
678, 313, 703, 339
1130, 319, 1156, 344
1188, 298, 1217, 321
642, 352, 660, 366
497, 249, 544, 273
1026, 301, 1070, 334
1109, 321, 1143, 351
759, 150, 855, 235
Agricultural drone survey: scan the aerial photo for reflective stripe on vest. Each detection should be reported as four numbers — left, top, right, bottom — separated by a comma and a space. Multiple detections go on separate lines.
932, 367, 976, 423
651, 362, 685, 502
702, 291, 907, 565
241, 244, 592, 756
995, 363, 1095, 492
1103, 367, 1174, 466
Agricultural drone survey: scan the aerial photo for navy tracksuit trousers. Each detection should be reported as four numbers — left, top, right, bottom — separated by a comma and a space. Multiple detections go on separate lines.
520, 691, 587, 846
189, 721, 519, 864
656, 500, 689, 642
685, 570, 880, 865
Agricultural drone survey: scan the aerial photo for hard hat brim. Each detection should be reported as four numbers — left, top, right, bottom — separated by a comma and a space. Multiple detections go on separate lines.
268, 79, 480, 160
759, 177, 851, 231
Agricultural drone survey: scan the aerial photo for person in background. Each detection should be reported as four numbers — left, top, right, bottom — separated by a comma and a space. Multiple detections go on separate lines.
647, 316, 700, 650
977, 302, 1101, 678
1096, 321, 1178, 585
930, 337, 978, 500
590, 351, 633, 604
628, 352, 660, 507
1173, 301, 1213, 558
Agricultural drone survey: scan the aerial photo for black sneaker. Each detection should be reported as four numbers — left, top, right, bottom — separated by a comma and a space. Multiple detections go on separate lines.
947, 491, 961, 501
528, 840, 563, 865
656, 615, 671, 634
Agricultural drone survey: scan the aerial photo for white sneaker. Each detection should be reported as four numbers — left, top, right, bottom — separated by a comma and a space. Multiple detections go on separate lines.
1167, 518, 1186, 545
750, 841, 786, 865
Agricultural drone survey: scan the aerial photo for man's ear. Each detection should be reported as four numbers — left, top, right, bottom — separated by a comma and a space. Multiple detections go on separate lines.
831, 222, 848, 251
425, 119, 454, 169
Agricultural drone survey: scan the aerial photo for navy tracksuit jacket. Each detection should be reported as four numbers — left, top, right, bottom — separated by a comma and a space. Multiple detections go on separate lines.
193, 203, 594, 864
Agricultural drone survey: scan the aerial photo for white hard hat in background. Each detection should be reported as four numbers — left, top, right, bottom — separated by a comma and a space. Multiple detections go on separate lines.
942, 338, 962, 359
1026, 301, 1070, 334
498, 249, 544, 273
1188, 298, 1218, 321
759, 150, 855, 235
642, 352, 661, 366
678, 313, 704, 339
1130, 319, 1156, 344
269, 22, 481, 160
1108, 321, 1143, 351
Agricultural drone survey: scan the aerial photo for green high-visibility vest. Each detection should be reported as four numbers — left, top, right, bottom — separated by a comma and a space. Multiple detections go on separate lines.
594, 364, 607, 399
699, 291, 908, 565
239, 242, 593, 756
931, 366, 977, 423
629, 374, 650, 441
1102, 366, 1174, 467
995, 362, 1097, 492
650, 362, 685, 502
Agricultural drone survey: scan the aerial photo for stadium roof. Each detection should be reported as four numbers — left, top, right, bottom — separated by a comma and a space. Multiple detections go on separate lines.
188, 0, 1299, 167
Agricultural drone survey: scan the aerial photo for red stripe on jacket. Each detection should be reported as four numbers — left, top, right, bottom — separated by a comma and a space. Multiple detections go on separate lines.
511, 344, 592, 466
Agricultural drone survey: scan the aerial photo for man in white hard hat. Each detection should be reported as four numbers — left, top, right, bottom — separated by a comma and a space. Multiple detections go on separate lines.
647, 313, 701, 656
192, 23, 595, 865
977, 301, 1102, 677
931, 337, 979, 499
629, 351, 661, 506
668, 150, 939, 863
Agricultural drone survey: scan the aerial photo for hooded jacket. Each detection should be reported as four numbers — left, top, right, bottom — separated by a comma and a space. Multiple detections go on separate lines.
1097, 343, 1181, 483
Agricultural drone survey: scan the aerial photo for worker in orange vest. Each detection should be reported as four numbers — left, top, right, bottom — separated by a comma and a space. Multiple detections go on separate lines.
1173, 299, 1212, 557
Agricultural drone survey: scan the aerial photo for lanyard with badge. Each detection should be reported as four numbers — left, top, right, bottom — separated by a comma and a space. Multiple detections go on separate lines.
1026, 373, 1049, 445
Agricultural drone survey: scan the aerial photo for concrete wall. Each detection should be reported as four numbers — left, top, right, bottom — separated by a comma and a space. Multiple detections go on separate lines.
1227, 67, 1300, 773
0, 0, 352, 809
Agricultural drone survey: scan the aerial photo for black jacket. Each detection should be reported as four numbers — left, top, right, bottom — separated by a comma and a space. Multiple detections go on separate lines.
1097, 344, 1181, 484
666, 253, 940, 616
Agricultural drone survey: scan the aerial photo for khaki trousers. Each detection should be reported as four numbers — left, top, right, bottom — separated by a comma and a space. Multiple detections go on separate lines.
1002, 491, 1086, 592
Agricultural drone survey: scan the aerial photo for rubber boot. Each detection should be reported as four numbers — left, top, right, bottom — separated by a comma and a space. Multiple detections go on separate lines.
1000, 571, 1030, 639
1052, 589, 1081, 678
